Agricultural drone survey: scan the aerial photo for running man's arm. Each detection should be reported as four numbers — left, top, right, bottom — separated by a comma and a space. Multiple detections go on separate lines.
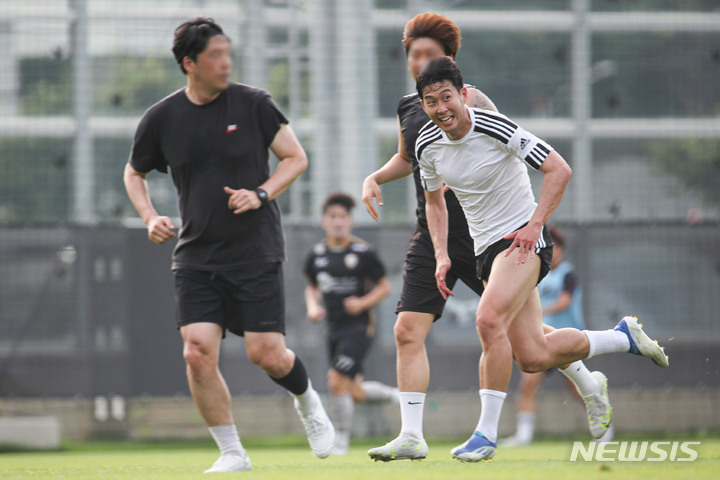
362, 116, 414, 221
466, 87, 498, 112
343, 277, 391, 316
225, 124, 308, 214
123, 163, 176, 245
304, 284, 326, 323
504, 151, 572, 264
425, 188, 453, 300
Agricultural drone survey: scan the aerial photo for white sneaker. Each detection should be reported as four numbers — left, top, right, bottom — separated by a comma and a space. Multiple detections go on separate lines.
593, 423, 615, 444
204, 452, 252, 473
583, 371, 613, 439
368, 433, 428, 461
294, 389, 335, 459
500, 434, 532, 447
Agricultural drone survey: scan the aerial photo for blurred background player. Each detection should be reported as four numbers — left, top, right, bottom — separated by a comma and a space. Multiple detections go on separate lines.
123, 17, 333, 473
304, 192, 398, 456
364, 13, 608, 462
502, 225, 614, 447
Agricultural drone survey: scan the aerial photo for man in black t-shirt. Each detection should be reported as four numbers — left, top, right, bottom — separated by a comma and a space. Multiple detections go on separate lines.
123, 17, 334, 473
303, 193, 398, 456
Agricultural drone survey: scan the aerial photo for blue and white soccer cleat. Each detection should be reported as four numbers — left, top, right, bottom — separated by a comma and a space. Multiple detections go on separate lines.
451, 431, 497, 462
614, 316, 669, 367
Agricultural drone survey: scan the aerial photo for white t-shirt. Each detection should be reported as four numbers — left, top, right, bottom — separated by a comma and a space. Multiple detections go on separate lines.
416, 106, 553, 256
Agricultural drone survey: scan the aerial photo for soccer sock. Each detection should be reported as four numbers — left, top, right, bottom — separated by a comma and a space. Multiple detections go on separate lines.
332, 393, 355, 438
399, 392, 426, 439
583, 330, 630, 359
291, 380, 319, 416
208, 424, 244, 456
270, 356, 309, 396
559, 360, 600, 397
361, 381, 399, 403
515, 411, 535, 442
475, 389, 507, 444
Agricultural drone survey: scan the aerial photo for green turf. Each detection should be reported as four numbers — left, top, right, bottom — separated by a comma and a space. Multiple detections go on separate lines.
1, 437, 718, 480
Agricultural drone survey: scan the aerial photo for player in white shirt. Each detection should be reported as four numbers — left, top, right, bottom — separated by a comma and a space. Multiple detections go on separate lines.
415, 56, 669, 462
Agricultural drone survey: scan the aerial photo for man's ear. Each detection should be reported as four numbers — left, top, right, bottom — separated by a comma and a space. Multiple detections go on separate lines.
461, 86, 468, 102
182, 56, 195, 74
420, 98, 427, 113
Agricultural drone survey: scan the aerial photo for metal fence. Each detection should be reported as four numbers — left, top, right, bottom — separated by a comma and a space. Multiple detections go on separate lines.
0, 1, 719, 398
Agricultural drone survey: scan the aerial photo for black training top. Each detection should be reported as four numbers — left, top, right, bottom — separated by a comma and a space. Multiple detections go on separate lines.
397, 92, 471, 238
130, 83, 288, 271
303, 238, 386, 336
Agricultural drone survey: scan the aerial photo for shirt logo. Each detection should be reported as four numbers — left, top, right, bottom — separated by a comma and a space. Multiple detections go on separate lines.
344, 253, 359, 270
226, 124, 238, 133
519, 137, 530, 150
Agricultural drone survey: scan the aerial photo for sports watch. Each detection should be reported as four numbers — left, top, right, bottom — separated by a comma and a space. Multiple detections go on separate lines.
255, 188, 269, 208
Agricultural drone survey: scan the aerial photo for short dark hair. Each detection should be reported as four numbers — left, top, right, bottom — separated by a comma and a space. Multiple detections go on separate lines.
172, 17, 225, 74
416, 56, 464, 99
403, 13, 462, 58
322, 192, 356, 214
548, 225, 566, 249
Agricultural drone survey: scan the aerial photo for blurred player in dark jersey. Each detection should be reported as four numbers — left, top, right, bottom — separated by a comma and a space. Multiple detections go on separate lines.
304, 192, 398, 455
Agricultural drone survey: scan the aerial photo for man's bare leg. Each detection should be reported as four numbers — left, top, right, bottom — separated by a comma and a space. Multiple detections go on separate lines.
367, 311, 433, 461
181, 323, 249, 471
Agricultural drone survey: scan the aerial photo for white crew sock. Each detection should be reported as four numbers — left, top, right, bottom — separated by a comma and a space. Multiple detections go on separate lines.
292, 379, 318, 416
362, 381, 399, 403
515, 411, 535, 442
583, 330, 630, 359
399, 392, 426, 439
332, 393, 355, 438
208, 424, 244, 456
475, 389, 507, 443
559, 360, 601, 396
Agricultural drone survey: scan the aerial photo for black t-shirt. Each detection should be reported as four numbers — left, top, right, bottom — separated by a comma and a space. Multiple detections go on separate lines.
397, 92, 471, 238
129, 83, 288, 271
303, 239, 386, 336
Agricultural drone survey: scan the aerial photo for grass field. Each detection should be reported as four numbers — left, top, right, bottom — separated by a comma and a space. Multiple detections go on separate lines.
1, 437, 718, 480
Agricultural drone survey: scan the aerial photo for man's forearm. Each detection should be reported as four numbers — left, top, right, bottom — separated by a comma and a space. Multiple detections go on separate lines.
357, 278, 391, 311
530, 171, 570, 228
370, 154, 414, 185
426, 196, 449, 260
260, 154, 307, 200
304, 285, 321, 311
123, 164, 159, 224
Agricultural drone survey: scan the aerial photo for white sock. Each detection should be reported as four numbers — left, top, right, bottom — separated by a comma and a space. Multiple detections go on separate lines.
475, 389, 507, 443
559, 360, 600, 396
332, 393, 354, 437
362, 381, 399, 403
292, 379, 318, 416
208, 424, 244, 456
399, 392, 425, 439
516, 411, 535, 442
583, 330, 630, 358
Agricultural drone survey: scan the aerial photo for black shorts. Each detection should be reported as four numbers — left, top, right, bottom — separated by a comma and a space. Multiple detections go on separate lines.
396, 229, 485, 320
475, 223, 553, 285
328, 329, 373, 378
173, 262, 285, 337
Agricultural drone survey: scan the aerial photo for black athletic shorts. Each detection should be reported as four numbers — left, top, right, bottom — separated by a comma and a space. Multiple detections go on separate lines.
475, 223, 553, 285
396, 229, 485, 320
328, 328, 373, 378
173, 262, 285, 337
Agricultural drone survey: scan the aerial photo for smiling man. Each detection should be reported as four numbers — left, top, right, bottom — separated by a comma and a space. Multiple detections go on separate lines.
123, 17, 334, 473
415, 56, 669, 463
